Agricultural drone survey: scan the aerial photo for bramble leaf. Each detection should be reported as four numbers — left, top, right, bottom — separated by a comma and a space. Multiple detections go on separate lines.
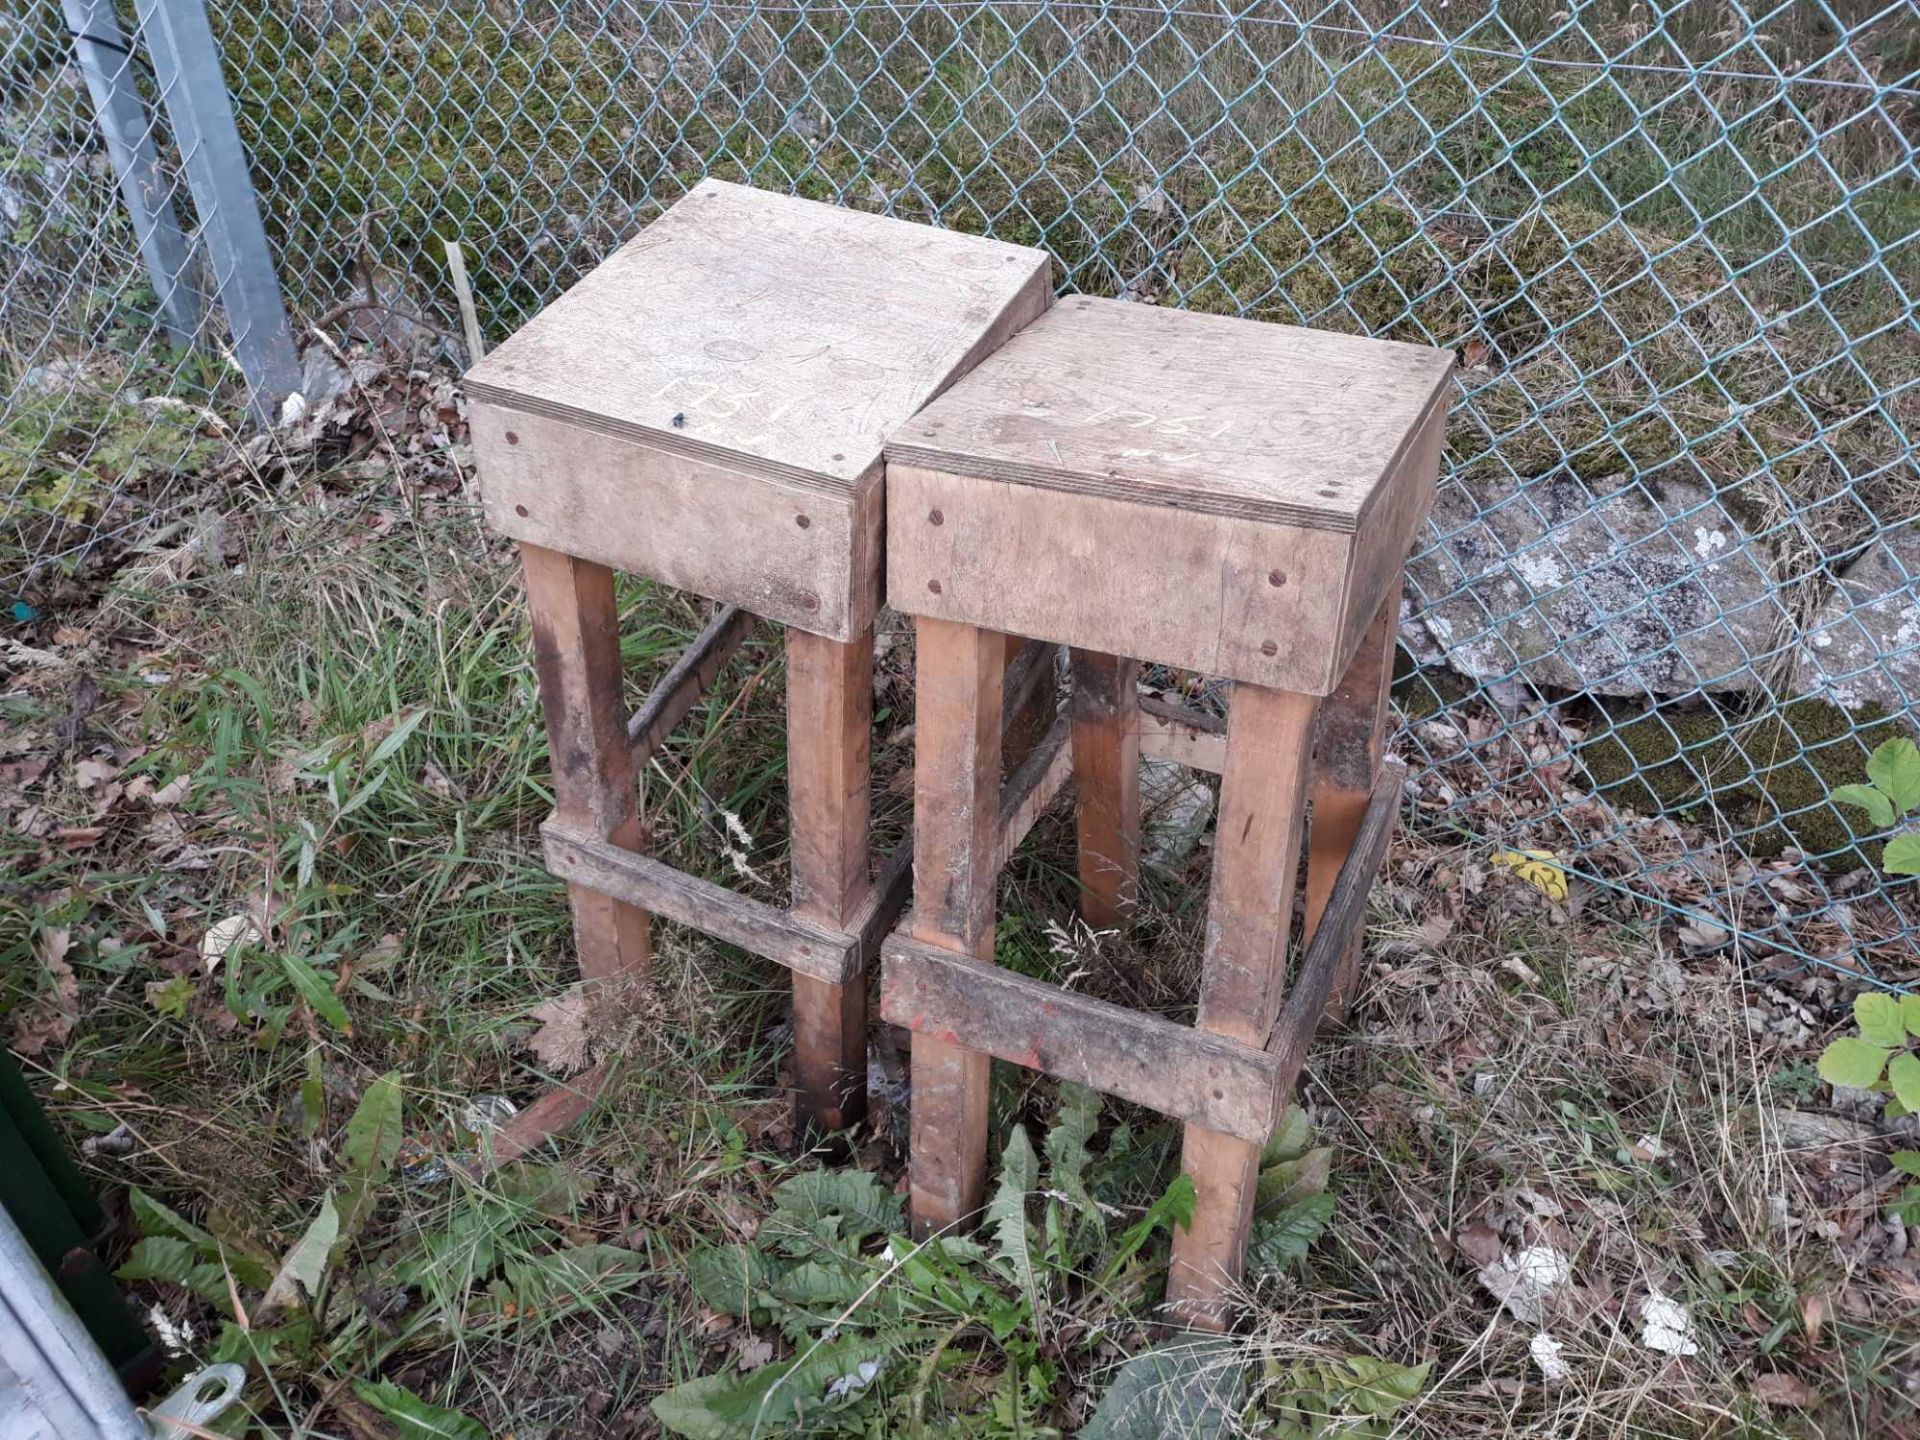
1866, 738, 1920, 813
1817, 1037, 1889, 1089
1832, 784, 1895, 830
1887, 1053, 1920, 1115
1856, 993, 1907, 1049
1883, 833, 1920, 875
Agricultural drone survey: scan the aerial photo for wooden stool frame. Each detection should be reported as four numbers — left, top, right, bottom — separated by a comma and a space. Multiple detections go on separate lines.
510, 571, 1067, 1158
460, 180, 1053, 1155
880, 595, 1405, 1328
871, 294, 1452, 1328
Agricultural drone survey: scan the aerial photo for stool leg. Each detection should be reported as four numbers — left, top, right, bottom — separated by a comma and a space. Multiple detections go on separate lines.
521, 544, 651, 1005
1070, 649, 1141, 931
1166, 682, 1318, 1330
1304, 591, 1398, 1025
787, 625, 874, 1142
907, 618, 1005, 1238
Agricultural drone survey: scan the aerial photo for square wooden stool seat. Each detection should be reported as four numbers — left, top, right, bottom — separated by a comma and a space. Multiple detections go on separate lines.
877, 297, 1455, 1326
464, 179, 1051, 1152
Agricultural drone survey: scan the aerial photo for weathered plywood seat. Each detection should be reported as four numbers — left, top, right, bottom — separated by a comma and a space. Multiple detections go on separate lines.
468, 178, 1051, 640
465, 179, 1051, 1151
878, 296, 1455, 1326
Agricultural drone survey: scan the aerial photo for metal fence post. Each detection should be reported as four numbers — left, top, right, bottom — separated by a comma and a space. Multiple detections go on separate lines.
60, 0, 202, 352
131, 0, 301, 424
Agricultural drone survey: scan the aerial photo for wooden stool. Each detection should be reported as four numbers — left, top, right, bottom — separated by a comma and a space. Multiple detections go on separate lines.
877, 296, 1454, 1326
464, 180, 1050, 1149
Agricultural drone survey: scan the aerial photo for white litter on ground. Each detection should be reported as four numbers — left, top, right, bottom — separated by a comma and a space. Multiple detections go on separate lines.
1639, 1291, 1700, 1356
1529, 1332, 1570, 1383
1477, 1244, 1572, 1324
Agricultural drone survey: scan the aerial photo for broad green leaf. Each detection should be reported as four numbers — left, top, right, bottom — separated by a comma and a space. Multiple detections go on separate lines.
1263, 1105, 1315, 1167
1324, 1356, 1431, 1418
766, 1168, 902, 1249
1043, 1081, 1101, 1222
1832, 784, 1896, 830
1866, 738, 1920, 814
129, 1188, 216, 1250
1817, 1037, 1890, 1089
497, 1244, 644, 1310
1903, 995, 1920, 1037
336, 1073, 404, 1244
1082, 1336, 1244, 1440
1255, 1146, 1333, 1215
278, 951, 351, 1033
1892, 1150, 1920, 1178
352, 1379, 488, 1440
261, 1192, 339, 1314
343, 1071, 405, 1177
770, 1258, 874, 1311
686, 1243, 781, 1319
117, 1237, 232, 1308
987, 1124, 1043, 1329
650, 1336, 888, 1440
1883, 833, 1920, 875
1856, 993, 1907, 1049
211, 1318, 314, 1372
391, 1200, 522, 1289
1887, 1052, 1920, 1114
1246, 1193, 1335, 1274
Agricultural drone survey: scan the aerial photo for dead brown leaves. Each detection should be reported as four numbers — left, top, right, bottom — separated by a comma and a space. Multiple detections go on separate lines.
524, 984, 594, 1075
11, 927, 78, 1057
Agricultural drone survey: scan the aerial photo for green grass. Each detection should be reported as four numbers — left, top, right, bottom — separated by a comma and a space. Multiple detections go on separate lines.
4, 465, 1913, 1436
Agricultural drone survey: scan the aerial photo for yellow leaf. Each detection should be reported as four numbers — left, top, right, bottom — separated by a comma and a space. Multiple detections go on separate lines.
1493, 848, 1568, 902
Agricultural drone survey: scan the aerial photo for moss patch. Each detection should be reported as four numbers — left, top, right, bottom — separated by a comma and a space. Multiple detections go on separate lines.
1579, 697, 1917, 864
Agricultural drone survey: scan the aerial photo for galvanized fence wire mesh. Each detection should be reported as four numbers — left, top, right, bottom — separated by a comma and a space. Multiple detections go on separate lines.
2, 2, 241, 598
6, 1, 1918, 978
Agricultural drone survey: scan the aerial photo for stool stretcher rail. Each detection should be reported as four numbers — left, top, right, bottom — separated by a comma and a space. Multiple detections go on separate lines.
627, 605, 759, 760
1135, 694, 1228, 774
880, 936, 1283, 1142
995, 710, 1075, 871
1263, 757, 1404, 1085
879, 757, 1405, 1147
544, 822, 860, 984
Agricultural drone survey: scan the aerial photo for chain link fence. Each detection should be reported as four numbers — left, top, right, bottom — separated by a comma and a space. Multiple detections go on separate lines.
5, 1, 1917, 979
